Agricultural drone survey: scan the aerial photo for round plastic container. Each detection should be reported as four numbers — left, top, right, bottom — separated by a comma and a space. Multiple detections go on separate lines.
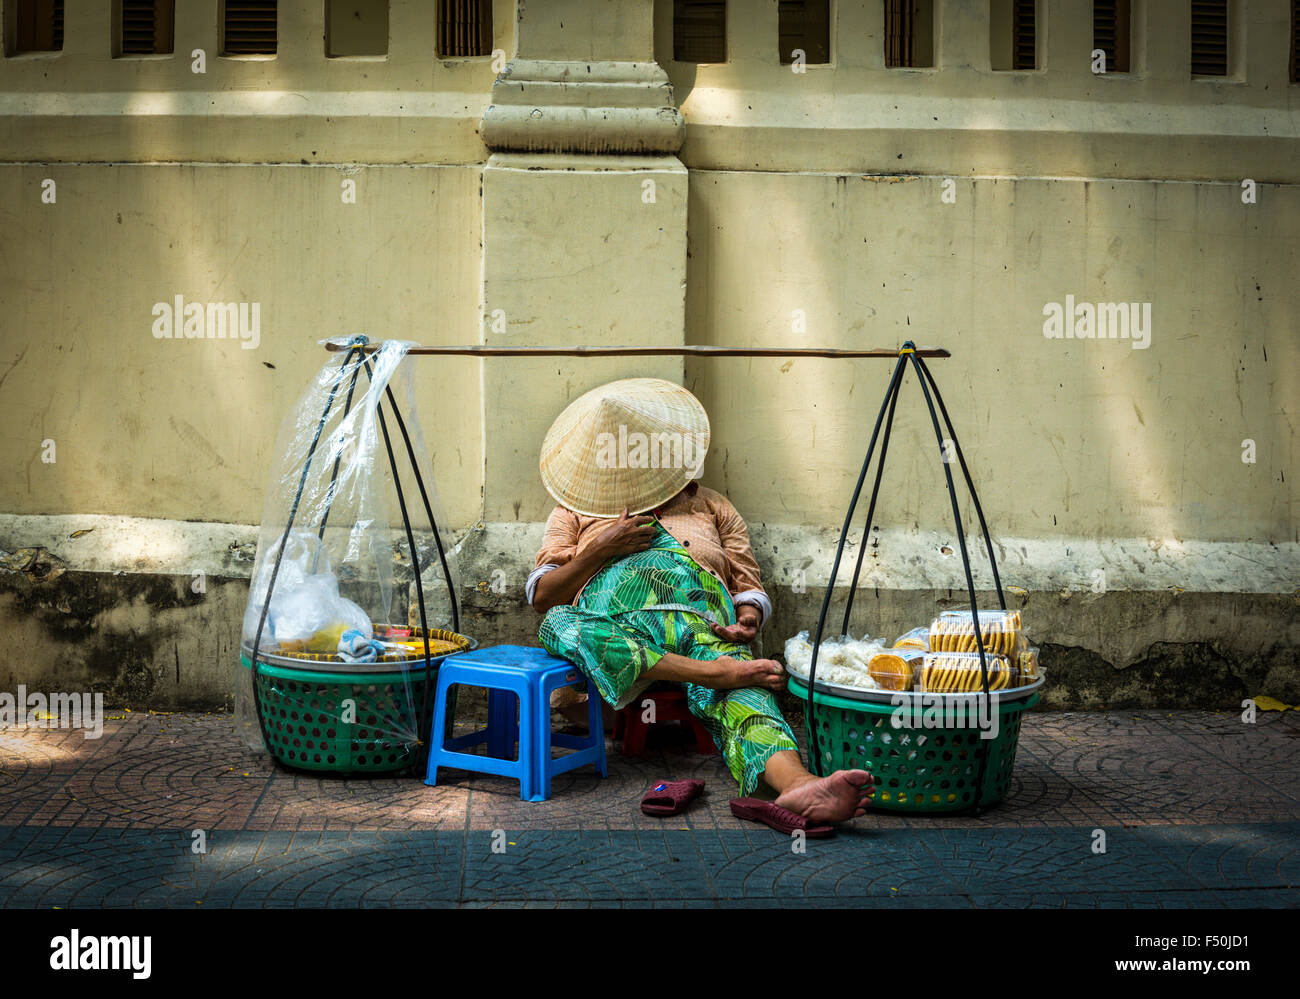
788, 675, 1040, 813
240, 627, 472, 774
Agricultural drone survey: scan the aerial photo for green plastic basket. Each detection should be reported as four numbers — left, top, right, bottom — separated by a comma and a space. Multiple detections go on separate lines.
240, 655, 447, 774
788, 676, 1039, 813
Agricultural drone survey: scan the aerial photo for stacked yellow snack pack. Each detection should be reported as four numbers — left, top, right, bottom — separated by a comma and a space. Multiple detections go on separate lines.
929, 609, 1023, 655
862, 610, 1040, 694
919, 651, 1018, 692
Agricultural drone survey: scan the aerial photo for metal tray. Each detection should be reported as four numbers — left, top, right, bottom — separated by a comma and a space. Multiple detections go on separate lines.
241, 634, 477, 675
788, 672, 1044, 706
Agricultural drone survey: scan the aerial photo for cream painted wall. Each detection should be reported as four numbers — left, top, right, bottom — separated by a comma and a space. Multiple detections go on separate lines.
0, 1, 1295, 709
684, 171, 1297, 543
0, 0, 510, 92
480, 154, 688, 525
515, 0, 654, 61
656, 0, 1299, 180
0, 163, 484, 528
0, 0, 511, 163
0, 0, 1295, 548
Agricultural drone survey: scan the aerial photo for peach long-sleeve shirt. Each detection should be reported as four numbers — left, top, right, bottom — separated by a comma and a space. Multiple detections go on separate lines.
525, 483, 773, 627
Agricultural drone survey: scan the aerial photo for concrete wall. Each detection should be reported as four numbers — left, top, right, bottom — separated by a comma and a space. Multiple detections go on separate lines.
683, 172, 1297, 541
660, 0, 1298, 180
0, 162, 485, 526
0, 0, 1296, 713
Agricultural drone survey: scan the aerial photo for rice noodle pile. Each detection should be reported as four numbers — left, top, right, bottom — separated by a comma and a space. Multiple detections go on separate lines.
783, 630, 884, 690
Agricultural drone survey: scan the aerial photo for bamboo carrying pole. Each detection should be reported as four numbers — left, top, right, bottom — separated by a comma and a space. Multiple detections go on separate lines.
314, 337, 1016, 804
323, 343, 951, 359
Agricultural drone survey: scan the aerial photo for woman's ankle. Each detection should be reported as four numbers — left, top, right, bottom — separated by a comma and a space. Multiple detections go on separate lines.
646, 652, 722, 686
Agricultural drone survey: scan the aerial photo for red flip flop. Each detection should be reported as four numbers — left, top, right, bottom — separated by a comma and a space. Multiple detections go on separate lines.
729, 797, 836, 838
641, 779, 705, 816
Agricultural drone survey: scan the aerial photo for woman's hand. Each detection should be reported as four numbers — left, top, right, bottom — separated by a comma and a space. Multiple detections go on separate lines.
592, 508, 658, 559
711, 605, 760, 645
532, 508, 656, 614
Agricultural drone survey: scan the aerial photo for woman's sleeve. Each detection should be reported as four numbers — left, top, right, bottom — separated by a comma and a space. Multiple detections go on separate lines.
534, 505, 580, 569
525, 506, 581, 608
712, 493, 774, 628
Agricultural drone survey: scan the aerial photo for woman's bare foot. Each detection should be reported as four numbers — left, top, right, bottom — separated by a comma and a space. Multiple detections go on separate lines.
710, 656, 787, 692
643, 652, 786, 693
773, 770, 875, 823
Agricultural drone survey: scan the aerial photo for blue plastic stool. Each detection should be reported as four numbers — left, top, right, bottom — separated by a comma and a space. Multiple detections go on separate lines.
424, 644, 607, 801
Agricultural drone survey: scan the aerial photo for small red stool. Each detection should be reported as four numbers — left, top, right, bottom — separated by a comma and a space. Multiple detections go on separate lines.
613, 686, 718, 756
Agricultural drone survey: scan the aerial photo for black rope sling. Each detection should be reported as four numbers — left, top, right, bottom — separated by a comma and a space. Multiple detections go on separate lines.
247, 336, 460, 770
804, 341, 1008, 817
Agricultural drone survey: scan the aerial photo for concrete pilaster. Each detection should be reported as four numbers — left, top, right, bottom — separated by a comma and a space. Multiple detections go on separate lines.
478, 0, 688, 524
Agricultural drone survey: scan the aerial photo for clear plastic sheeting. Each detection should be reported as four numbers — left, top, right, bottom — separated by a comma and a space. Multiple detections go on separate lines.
235, 337, 466, 764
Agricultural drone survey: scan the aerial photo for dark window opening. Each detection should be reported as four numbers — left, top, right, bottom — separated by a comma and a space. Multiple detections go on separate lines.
884, 0, 934, 68
779, 0, 829, 65
1291, 0, 1299, 82
328, 0, 389, 57
118, 0, 175, 56
1012, 0, 1036, 69
674, 0, 726, 63
437, 0, 493, 58
1092, 0, 1130, 73
990, 0, 1035, 70
222, 0, 277, 56
1191, 0, 1229, 76
12, 0, 64, 53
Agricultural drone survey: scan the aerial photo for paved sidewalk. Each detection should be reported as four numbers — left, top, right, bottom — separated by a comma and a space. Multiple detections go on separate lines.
1, 709, 1297, 907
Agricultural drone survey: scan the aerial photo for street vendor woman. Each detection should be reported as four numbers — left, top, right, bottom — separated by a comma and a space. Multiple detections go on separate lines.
525, 377, 874, 828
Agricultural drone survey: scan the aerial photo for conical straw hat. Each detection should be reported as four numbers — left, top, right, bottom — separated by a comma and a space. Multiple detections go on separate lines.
539, 378, 711, 518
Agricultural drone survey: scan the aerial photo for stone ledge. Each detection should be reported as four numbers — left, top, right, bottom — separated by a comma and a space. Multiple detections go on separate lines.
0, 91, 491, 165
0, 515, 1294, 710
2, 514, 1294, 592
481, 59, 684, 154
492, 59, 677, 106
480, 105, 685, 154
672, 91, 1300, 181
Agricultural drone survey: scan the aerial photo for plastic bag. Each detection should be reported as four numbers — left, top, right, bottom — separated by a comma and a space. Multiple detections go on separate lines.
783, 629, 883, 690
891, 625, 930, 650
241, 531, 371, 653
783, 629, 814, 675
235, 337, 464, 758
1017, 645, 1040, 680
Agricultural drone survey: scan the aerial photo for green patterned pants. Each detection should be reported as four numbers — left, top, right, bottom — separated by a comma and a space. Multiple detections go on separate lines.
537, 523, 798, 795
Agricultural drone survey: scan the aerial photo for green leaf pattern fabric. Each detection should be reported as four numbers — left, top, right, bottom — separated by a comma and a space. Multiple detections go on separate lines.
538, 521, 797, 794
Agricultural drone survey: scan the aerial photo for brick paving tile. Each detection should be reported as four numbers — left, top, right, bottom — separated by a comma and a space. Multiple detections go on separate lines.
3, 710, 1298, 833
1, 708, 1298, 907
